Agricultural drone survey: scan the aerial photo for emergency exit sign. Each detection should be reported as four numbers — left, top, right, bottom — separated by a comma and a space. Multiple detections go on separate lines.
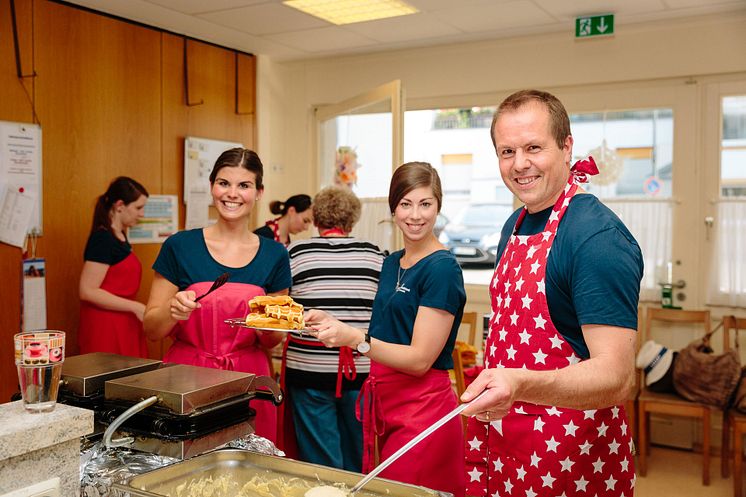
575, 14, 614, 38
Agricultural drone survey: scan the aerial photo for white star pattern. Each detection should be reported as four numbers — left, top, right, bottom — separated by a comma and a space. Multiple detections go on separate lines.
533, 349, 548, 365
530, 451, 542, 467
525, 488, 537, 497
592, 457, 605, 473
493, 457, 504, 472
541, 472, 556, 488
510, 311, 519, 325
533, 417, 545, 432
468, 467, 483, 482
562, 197, 571, 208
499, 328, 508, 341
496, 295, 503, 307
504, 295, 512, 308
491, 419, 503, 435
559, 457, 575, 472
541, 231, 551, 241
518, 329, 531, 344
504, 479, 513, 494
514, 406, 527, 414
567, 353, 580, 365
490, 343, 497, 357
515, 277, 525, 291
504, 281, 511, 293
521, 294, 533, 309
548, 210, 560, 223
605, 475, 617, 491
579, 440, 593, 455
513, 265, 522, 277
563, 420, 579, 437
549, 335, 564, 349
611, 406, 620, 418
620, 457, 630, 472
516, 466, 527, 481
574, 476, 588, 492
533, 314, 547, 329
621, 421, 628, 435
468, 436, 483, 451
517, 235, 529, 245
526, 245, 538, 259
597, 422, 609, 437
608, 439, 621, 454
537, 280, 545, 294
546, 406, 561, 416
530, 261, 541, 274
506, 345, 517, 360
546, 436, 560, 452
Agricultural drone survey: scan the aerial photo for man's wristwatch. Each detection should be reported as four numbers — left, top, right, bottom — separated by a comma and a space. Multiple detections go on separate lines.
356, 332, 371, 354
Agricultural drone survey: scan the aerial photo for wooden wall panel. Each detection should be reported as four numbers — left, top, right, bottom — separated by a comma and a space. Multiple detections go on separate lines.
0, 0, 256, 402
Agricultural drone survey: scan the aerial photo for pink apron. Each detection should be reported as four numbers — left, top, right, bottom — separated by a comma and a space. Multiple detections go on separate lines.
79, 252, 148, 358
465, 178, 635, 496
163, 282, 277, 442
359, 363, 465, 497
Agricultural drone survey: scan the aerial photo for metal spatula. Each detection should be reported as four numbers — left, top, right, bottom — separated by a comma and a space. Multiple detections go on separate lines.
350, 391, 487, 494
194, 272, 230, 302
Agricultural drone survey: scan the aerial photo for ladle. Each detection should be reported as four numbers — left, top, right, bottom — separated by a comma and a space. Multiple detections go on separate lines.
349, 391, 487, 494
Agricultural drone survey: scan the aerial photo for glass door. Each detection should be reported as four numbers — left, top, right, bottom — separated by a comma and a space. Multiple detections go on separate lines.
315, 80, 403, 253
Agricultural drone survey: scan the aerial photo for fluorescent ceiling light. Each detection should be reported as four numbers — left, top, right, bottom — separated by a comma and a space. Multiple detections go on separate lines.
283, 0, 418, 25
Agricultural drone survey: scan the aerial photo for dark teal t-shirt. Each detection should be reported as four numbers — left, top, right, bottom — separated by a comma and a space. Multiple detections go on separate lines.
368, 249, 466, 370
495, 194, 643, 358
153, 228, 291, 293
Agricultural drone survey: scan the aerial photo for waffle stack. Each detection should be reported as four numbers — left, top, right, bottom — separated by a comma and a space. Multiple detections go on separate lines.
245, 295, 305, 330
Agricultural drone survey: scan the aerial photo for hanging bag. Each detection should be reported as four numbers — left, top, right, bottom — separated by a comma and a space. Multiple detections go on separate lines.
726, 317, 746, 413
672, 320, 741, 409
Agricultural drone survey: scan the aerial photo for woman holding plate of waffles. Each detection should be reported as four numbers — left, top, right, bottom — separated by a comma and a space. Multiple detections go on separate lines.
305, 162, 467, 497
144, 148, 291, 443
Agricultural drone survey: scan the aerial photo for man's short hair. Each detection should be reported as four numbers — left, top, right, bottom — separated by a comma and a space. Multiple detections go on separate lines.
490, 90, 571, 150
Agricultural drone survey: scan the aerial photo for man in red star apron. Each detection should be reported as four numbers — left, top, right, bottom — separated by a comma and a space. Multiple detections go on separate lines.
462, 90, 643, 497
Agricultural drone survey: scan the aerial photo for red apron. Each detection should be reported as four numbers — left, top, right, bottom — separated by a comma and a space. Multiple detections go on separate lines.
79, 252, 148, 358
164, 282, 278, 442
359, 363, 465, 497
465, 178, 635, 496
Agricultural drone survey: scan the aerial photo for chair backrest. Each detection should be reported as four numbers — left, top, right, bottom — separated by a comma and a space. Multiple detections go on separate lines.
722, 315, 746, 353
644, 308, 711, 342
458, 311, 480, 349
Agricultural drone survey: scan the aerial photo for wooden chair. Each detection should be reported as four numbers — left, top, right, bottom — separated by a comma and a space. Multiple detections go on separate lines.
451, 311, 480, 398
719, 315, 746, 496
625, 306, 644, 449
637, 307, 713, 485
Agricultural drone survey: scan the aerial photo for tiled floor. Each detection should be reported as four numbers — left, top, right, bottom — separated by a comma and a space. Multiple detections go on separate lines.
635, 447, 732, 497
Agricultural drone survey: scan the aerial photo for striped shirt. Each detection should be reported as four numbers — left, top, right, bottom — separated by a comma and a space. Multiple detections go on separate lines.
286, 237, 384, 391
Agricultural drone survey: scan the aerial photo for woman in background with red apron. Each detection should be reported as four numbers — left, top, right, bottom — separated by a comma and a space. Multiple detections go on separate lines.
306, 162, 467, 497
144, 148, 291, 442
79, 176, 149, 357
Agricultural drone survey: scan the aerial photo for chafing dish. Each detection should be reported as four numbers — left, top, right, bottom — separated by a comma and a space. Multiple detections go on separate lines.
115, 449, 450, 497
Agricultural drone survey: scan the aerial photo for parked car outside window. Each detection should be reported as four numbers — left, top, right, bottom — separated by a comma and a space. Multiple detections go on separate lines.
438, 203, 514, 267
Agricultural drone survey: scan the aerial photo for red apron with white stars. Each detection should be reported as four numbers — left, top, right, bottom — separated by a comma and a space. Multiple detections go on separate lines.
464, 178, 635, 497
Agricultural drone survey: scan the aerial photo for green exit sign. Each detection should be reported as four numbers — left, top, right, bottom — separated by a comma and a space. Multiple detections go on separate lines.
575, 14, 614, 38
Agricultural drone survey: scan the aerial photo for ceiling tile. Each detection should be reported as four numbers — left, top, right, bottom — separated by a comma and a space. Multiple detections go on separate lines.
344, 12, 462, 43
265, 26, 377, 53
433, 0, 558, 33
199, 2, 328, 36
533, 0, 666, 21
145, 0, 268, 16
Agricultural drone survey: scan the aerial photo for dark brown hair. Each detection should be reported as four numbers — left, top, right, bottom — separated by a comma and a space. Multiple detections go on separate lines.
91, 176, 148, 235
209, 148, 264, 189
313, 186, 360, 233
490, 89, 571, 149
388, 162, 443, 214
269, 194, 312, 216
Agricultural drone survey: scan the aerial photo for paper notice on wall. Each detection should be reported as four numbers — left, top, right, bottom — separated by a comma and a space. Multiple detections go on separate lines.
0, 186, 35, 247
185, 190, 211, 230
184, 137, 242, 206
22, 258, 47, 331
128, 194, 179, 244
0, 121, 42, 234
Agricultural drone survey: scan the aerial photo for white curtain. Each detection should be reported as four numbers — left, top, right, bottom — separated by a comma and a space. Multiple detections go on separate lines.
351, 198, 395, 254
707, 201, 746, 307
603, 199, 673, 302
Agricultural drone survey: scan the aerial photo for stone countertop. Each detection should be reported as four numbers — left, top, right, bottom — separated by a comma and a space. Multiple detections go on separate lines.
0, 401, 93, 461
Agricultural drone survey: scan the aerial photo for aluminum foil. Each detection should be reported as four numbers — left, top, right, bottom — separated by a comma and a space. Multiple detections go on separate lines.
79, 434, 283, 496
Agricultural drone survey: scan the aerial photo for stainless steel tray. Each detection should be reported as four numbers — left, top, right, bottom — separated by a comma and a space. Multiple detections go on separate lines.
116, 449, 450, 497
62, 352, 162, 397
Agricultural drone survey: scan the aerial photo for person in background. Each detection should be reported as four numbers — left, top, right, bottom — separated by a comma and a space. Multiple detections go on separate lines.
282, 185, 384, 471
254, 194, 313, 246
143, 148, 291, 442
305, 162, 466, 497
79, 176, 149, 357
461, 90, 643, 497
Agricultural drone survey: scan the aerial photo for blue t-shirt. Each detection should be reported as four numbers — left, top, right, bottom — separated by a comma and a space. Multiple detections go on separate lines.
495, 194, 643, 358
84, 229, 131, 265
152, 229, 291, 293
369, 249, 466, 370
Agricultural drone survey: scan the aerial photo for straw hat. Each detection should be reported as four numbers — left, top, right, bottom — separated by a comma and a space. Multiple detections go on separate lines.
635, 340, 674, 386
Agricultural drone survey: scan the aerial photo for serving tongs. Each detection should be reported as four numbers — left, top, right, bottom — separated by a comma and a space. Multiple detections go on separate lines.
349, 391, 487, 494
